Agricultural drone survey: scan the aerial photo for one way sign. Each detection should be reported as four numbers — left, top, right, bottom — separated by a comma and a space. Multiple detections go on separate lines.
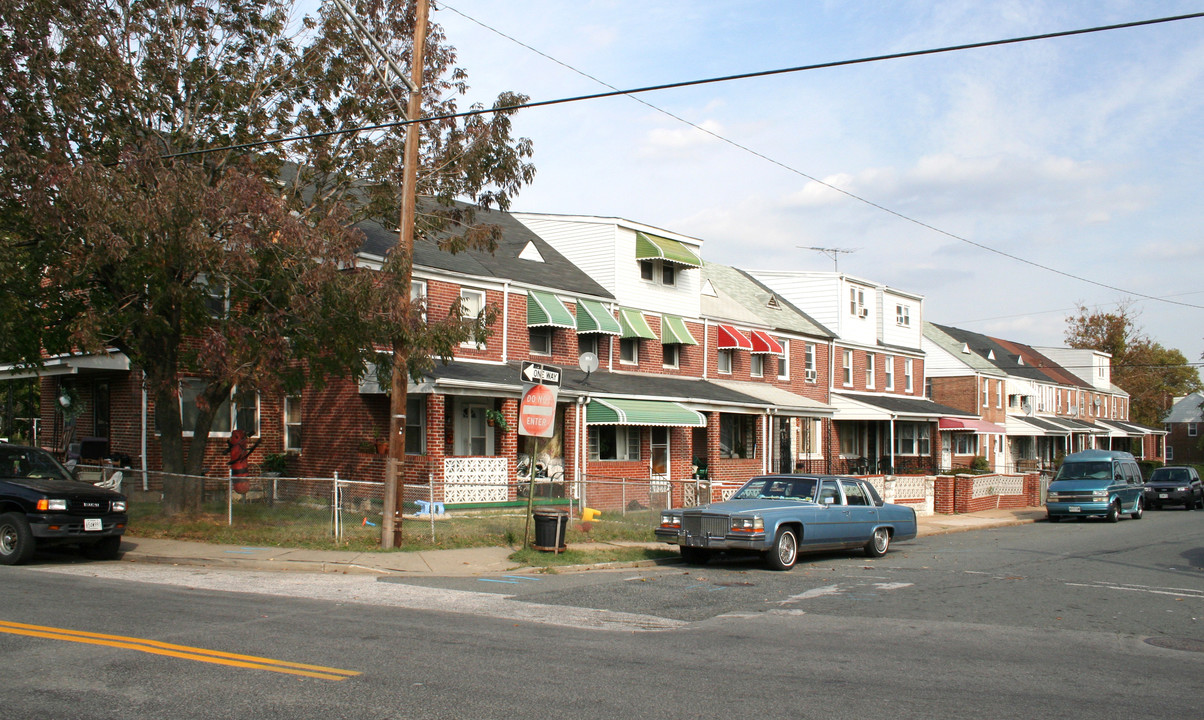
520, 361, 561, 386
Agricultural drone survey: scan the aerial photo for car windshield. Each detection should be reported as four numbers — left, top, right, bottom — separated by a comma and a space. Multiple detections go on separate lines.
733, 477, 818, 502
1150, 468, 1190, 484
1055, 461, 1114, 481
0, 447, 74, 481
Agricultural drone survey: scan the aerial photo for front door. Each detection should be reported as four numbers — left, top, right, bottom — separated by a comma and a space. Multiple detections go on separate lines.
941, 433, 952, 470
778, 418, 793, 474
651, 427, 669, 492
454, 401, 494, 456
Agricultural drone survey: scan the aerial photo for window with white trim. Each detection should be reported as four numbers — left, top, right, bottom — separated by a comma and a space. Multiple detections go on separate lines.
718, 349, 732, 374
896, 303, 910, 327
663, 343, 679, 369
842, 349, 853, 386
996, 379, 1002, 408
884, 356, 895, 391
459, 288, 486, 348
849, 287, 866, 316
905, 358, 914, 393
1190, 423, 1198, 438
720, 414, 757, 458
750, 354, 764, 378
589, 426, 640, 460
160, 379, 259, 437
284, 395, 302, 452
405, 396, 425, 455
953, 433, 977, 455
894, 423, 931, 456
777, 339, 789, 380
620, 338, 638, 365
866, 353, 875, 389
411, 280, 427, 323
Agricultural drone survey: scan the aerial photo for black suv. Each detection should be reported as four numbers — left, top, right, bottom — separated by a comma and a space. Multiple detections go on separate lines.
0, 443, 128, 565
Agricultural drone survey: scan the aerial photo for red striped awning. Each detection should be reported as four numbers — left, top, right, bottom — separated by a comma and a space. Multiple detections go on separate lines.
716, 324, 752, 350
749, 330, 784, 355
938, 417, 1006, 434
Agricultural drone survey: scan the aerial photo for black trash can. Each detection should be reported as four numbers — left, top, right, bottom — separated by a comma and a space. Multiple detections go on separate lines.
532, 507, 569, 551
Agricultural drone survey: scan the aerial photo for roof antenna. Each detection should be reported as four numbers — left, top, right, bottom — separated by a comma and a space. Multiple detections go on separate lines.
799, 246, 857, 273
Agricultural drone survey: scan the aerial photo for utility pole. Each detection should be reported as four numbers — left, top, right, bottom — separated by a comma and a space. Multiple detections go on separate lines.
382, 0, 430, 549
799, 246, 856, 273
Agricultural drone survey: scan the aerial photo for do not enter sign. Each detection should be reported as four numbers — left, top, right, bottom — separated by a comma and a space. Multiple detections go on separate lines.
519, 383, 558, 437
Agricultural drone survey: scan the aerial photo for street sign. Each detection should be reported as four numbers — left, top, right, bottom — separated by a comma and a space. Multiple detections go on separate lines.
520, 360, 561, 386
519, 382, 558, 437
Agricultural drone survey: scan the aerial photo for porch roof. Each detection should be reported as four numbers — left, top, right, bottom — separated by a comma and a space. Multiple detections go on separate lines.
0, 351, 129, 380
831, 392, 976, 422
710, 379, 832, 417
1005, 416, 1070, 437
938, 417, 1006, 434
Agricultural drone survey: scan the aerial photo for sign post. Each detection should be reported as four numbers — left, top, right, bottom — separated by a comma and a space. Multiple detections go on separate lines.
518, 362, 561, 548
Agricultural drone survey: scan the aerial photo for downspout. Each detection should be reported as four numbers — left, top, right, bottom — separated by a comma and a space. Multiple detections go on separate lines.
502, 280, 511, 362
702, 319, 710, 379
889, 413, 897, 477
578, 395, 590, 507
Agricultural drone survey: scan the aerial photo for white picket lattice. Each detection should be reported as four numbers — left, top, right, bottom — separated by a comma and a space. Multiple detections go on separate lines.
972, 474, 1024, 499
443, 457, 509, 504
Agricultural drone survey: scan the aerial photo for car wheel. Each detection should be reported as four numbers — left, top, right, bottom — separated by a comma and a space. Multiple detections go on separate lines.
679, 546, 710, 565
0, 512, 35, 566
1047, 514, 1060, 523
864, 527, 891, 558
1130, 497, 1144, 520
82, 536, 123, 561
1186, 498, 1194, 511
1106, 501, 1120, 523
765, 528, 798, 571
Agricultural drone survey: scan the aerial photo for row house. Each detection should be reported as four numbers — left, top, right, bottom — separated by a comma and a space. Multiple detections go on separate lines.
923, 323, 1163, 472
1163, 392, 1204, 464
748, 271, 975, 476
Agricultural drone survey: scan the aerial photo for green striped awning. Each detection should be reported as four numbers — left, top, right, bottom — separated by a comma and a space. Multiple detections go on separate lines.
635, 232, 701, 268
527, 290, 576, 328
660, 315, 698, 346
575, 299, 622, 335
586, 398, 706, 427
619, 308, 657, 340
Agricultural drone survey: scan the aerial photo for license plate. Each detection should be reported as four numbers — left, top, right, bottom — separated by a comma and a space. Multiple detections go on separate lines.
1068, 506, 1081, 513
84, 518, 102, 531
1159, 493, 1169, 499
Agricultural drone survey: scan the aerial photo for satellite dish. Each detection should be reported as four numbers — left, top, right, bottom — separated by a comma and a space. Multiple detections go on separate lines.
579, 352, 599, 380
1022, 399, 1034, 416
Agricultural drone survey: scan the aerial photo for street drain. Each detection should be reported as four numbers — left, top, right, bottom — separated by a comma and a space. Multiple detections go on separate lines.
1145, 636, 1204, 653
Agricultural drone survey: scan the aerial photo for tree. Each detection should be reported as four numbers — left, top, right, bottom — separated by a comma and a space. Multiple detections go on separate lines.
1064, 302, 1202, 426
0, 0, 534, 513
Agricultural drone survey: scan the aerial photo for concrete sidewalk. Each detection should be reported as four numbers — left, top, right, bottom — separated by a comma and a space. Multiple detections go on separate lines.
109, 507, 1047, 577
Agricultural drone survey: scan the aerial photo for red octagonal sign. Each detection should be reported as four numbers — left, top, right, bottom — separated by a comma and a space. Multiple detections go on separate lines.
519, 383, 557, 438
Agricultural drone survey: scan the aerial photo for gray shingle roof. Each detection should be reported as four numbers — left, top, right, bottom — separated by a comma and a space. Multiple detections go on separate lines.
701, 263, 833, 338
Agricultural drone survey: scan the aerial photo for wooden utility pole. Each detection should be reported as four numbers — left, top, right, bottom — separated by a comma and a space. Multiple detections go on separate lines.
382, 0, 430, 549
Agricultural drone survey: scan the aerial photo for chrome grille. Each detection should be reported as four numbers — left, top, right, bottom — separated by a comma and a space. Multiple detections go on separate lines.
683, 514, 728, 538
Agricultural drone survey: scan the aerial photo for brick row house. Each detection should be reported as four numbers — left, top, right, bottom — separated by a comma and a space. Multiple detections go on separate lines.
923, 323, 1165, 472
1160, 392, 1202, 465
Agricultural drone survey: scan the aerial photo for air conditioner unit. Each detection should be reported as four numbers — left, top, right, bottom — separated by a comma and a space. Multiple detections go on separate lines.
858, 308, 869, 318
804, 369, 817, 383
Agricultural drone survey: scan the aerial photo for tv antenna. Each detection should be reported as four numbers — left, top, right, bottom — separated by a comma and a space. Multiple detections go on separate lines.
799, 246, 857, 272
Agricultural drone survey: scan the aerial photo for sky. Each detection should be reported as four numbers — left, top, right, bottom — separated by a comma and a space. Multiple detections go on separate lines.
396, 2, 1204, 369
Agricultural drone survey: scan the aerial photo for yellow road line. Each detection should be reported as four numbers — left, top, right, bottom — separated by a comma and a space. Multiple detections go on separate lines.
0, 620, 359, 681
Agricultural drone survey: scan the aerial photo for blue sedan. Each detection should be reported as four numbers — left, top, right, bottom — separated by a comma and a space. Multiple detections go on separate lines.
655, 474, 918, 570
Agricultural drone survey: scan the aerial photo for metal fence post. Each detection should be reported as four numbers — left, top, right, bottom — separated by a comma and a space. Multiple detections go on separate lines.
429, 473, 436, 543
227, 468, 233, 526
332, 471, 341, 540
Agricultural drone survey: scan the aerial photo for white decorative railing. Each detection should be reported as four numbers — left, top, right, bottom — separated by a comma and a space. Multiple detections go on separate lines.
971, 474, 1025, 499
443, 457, 509, 504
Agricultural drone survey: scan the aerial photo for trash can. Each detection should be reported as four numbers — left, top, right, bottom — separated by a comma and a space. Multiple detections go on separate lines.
532, 507, 569, 552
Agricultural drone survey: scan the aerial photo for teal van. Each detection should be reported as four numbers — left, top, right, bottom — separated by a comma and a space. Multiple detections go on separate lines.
1046, 450, 1145, 522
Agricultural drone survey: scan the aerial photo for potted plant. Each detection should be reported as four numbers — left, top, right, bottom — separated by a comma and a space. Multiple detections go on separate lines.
262, 453, 288, 477
372, 428, 389, 454
485, 409, 510, 432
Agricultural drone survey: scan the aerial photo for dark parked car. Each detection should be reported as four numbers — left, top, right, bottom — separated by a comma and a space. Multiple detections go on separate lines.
0, 443, 128, 565
655, 474, 918, 570
1144, 466, 1203, 510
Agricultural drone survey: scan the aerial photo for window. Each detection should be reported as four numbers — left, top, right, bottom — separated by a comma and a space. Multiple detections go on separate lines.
199, 274, 227, 318
866, 353, 875, 389
405, 396, 425, 455
953, 433, 977, 455
411, 280, 427, 323
896, 304, 911, 327
982, 382, 989, 408
805, 343, 816, 381
529, 328, 552, 356
996, 380, 1002, 408
578, 334, 598, 359
284, 395, 302, 452
1190, 423, 1198, 438
750, 354, 764, 377
640, 260, 655, 281
459, 288, 486, 348
663, 343, 679, 369
718, 349, 732, 374
589, 426, 640, 460
894, 423, 931, 456
777, 339, 789, 380
620, 338, 639, 365
884, 356, 895, 391
839, 424, 859, 456
639, 259, 675, 286
1167, 446, 1174, 461
841, 480, 869, 506
720, 414, 757, 458
905, 359, 914, 393
849, 287, 866, 316
661, 264, 675, 286
162, 379, 259, 437
797, 418, 822, 456
842, 349, 853, 386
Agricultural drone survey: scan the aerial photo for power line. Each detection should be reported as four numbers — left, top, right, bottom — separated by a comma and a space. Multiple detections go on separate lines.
160, 10, 1204, 308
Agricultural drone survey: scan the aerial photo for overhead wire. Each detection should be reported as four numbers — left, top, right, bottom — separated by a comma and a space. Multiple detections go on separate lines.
160, 9, 1204, 309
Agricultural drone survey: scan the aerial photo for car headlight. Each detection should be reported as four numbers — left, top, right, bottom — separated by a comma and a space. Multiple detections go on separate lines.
659, 513, 681, 530
1047, 493, 1060, 501
1092, 491, 1109, 500
730, 516, 764, 533
112, 500, 127, 512
36, 498, 68, 511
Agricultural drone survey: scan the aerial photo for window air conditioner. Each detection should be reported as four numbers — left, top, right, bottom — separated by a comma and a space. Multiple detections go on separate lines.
858, 308, 869, 318
805, 369, 817, 382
